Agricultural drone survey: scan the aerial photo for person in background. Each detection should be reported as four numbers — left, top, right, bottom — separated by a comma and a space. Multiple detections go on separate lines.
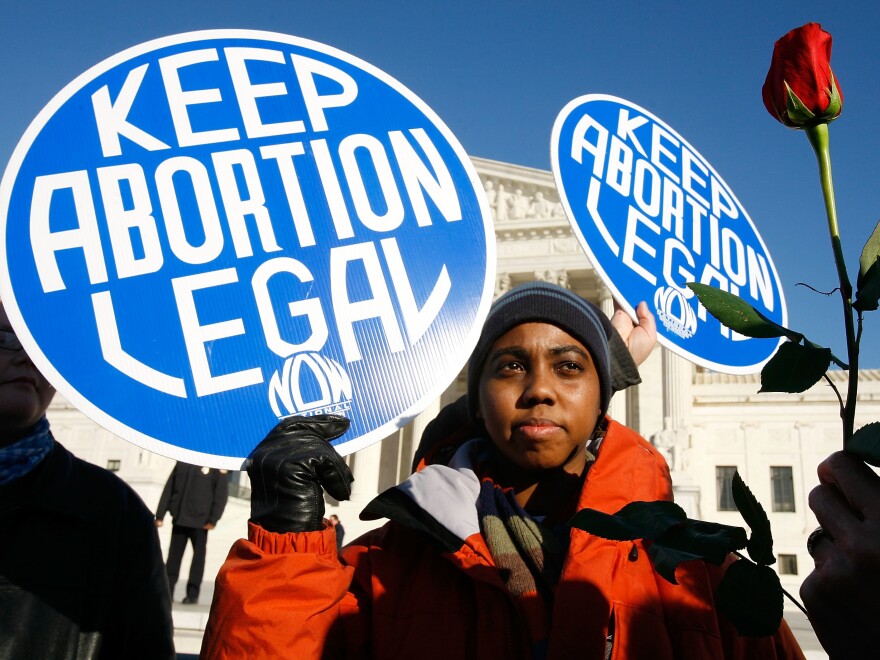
201, 282, 803, 659
156, 461, 229, 604
0, 300, 174, 659
329, 514, 345, 550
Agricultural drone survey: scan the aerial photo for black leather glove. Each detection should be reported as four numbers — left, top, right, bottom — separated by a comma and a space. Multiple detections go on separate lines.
246, 414, 353, 533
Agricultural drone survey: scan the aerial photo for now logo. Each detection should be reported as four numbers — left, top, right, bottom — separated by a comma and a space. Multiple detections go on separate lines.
653, 286, 697, 340
268, 352, 353, 418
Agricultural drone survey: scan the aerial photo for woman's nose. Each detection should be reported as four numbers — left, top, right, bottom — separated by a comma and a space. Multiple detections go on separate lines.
521, 365, 555, 405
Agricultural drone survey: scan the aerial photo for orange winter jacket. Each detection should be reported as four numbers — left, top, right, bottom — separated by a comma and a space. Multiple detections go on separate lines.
201, 420, 804, 660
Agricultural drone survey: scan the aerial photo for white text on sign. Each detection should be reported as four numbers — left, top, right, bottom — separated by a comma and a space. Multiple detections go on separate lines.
570, 108, 775, 337
27, 48, 462, 398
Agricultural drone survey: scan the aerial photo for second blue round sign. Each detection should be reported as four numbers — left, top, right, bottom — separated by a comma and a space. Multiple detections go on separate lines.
551, 94, 786, 373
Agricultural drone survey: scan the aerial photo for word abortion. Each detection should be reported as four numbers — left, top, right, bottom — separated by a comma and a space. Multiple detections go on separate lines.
570, 109, 777, 324
31, 128, 460, 290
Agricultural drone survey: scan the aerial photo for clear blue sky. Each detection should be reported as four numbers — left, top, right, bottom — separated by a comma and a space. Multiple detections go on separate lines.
3, 1, 880, 369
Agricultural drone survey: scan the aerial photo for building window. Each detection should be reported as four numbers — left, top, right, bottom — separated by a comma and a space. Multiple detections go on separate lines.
716, 466, 737, 511
771, 466, 796, 512
778, 554, 798, 575
106, 459, 121, 472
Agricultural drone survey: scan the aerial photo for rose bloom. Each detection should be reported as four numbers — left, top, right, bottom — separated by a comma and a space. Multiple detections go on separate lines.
762, 22, 843, 128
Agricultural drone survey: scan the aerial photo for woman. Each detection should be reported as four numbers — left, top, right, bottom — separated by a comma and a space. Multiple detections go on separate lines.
201, 282, 803, 659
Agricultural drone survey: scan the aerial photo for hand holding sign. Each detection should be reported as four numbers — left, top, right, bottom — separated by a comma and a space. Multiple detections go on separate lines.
247, 414, 353, 534
610, 300, 656, 367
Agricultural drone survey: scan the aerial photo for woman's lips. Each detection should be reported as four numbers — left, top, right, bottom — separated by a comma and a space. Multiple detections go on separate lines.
515, 419, 561, 439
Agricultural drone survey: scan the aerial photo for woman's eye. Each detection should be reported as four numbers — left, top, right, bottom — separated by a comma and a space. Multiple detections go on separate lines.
498, 361, 524, 373
558, 361, 583, 373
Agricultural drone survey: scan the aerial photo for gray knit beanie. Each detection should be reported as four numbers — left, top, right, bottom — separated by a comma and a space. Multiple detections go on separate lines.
467, 281, 612, 424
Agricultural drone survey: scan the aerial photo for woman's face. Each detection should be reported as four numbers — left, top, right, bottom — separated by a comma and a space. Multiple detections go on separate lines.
477, 322, 602, 475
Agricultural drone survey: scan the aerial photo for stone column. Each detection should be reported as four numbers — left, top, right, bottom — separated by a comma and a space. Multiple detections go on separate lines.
348, 440, 383, 504
739, 422, 759, 482
662, 348, 691, 430
796, 422, 815, 536
659, 347, 699, 511
600, 289, 627, 423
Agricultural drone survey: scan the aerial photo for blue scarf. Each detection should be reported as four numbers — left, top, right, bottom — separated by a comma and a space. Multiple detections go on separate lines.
0, 416, 53, 486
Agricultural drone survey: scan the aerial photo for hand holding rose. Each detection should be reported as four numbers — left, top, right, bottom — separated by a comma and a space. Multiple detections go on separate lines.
801, 451, 880, 658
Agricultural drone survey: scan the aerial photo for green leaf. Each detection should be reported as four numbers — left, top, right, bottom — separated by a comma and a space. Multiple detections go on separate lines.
731, 471, 775, 565
569, 503, 746, 556
687, 283, 801, 340
759, 341, 831, 393
823, 73, 843, 121
569, 500, 686, 541
655, 519, 747, 566
784, 82, 816, 126
715, 560, 784, 637
805, 338, 848, 371
571, 502, 749, 586
647, 543, 702, 585
855, 220, 880, 313
846, 422, 880, 466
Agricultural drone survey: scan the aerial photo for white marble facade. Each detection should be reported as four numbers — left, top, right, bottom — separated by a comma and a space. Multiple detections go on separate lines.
47, 155, 880, 605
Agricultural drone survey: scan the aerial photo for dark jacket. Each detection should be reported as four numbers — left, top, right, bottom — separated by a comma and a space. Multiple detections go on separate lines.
156, 462, 228, 529
0, 439, 174, 659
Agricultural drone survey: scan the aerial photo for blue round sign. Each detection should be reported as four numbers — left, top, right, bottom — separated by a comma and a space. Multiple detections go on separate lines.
0, 30, 495, 468
551, 95, 786, 373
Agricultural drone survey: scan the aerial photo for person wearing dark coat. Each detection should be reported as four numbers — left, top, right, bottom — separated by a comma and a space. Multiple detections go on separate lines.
0, 301, 174, 659
155, 461, 229, 604
329, 514, 345, 550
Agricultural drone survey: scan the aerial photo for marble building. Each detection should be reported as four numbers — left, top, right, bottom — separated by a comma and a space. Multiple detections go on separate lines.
47, 155, 880, 606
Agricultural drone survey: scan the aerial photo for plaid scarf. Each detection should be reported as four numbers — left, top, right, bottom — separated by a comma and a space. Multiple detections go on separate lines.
474, 427, 605, 659
476, 475, 569, 660
0, 416, 53, 486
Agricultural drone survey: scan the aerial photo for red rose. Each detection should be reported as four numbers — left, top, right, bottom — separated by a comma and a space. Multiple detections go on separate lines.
762, 23, 843, 128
